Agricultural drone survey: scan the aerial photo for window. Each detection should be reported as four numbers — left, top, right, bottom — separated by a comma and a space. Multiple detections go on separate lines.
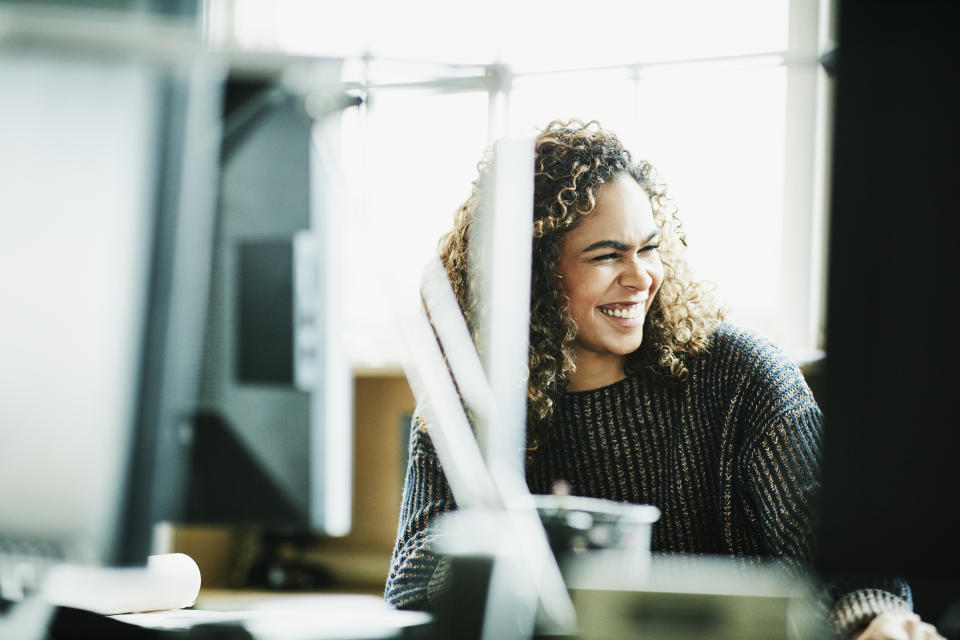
206, 0, 832, 369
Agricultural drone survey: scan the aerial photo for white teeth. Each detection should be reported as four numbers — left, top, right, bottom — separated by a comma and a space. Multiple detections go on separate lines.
600, 305, 643, 319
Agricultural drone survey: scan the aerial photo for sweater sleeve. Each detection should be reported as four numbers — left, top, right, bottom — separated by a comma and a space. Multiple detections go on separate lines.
384, 414, 457, 609
745, 399, 913, 637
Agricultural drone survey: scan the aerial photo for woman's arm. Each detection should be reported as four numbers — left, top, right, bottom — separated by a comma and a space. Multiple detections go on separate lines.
385, 414, 457, 609
746, 402, 916, 638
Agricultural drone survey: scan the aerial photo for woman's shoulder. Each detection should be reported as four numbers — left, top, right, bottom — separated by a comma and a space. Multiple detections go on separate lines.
708, 321, 776, 349
698, 322, 817, 414
702, 322, 793, 374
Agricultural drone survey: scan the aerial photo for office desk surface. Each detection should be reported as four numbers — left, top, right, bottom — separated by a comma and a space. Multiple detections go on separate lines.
112, 591, 434, 639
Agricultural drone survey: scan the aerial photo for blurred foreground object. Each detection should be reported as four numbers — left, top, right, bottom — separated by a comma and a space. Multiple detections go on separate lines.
571, 555, 822, 640
0, 6, 222, 638
1, 4, 357, 638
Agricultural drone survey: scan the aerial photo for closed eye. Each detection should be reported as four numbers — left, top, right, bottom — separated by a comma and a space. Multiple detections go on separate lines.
639, 243, 661, 253
590, 253, 619, 262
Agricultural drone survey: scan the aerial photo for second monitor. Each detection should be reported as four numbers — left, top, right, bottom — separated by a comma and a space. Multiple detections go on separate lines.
177, 62, 354, 574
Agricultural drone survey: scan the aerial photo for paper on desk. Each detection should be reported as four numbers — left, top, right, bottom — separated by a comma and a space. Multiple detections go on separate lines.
114, 609, 256, 630
242, 595, 433, 640
119, 595, 433, 638
41, 552, 201, 615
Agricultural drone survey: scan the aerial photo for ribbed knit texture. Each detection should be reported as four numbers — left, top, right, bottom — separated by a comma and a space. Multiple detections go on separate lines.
385, 323, 911, 637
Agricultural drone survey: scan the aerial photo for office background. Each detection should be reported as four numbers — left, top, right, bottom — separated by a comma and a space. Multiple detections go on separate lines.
166, 0, 837, 596
1, 0, 837, 602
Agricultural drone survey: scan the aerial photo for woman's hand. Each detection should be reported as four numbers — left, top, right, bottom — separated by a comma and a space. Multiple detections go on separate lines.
855, 612, 945, 640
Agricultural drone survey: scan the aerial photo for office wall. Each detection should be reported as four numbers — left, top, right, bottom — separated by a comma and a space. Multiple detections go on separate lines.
346, 371, 415, 550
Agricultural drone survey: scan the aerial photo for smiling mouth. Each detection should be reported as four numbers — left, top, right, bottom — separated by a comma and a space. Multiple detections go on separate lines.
598, 304, 645, 319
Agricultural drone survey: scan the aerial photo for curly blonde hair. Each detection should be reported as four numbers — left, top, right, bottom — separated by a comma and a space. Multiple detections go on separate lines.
438, 120, 725, 451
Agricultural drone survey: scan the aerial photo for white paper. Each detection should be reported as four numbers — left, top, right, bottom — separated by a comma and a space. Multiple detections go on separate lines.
41, 553, 201, 615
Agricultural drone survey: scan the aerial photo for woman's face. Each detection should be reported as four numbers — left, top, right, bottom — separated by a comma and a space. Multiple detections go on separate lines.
556, 175, 664, 368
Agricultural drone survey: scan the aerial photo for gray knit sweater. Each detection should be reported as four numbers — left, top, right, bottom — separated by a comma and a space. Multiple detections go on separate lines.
385, 323, 912, 636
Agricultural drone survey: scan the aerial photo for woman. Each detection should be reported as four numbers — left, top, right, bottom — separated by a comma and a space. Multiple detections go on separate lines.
386, 120, 937, 639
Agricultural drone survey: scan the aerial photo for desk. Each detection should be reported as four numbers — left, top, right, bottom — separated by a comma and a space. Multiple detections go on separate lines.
110, 591, 435, 640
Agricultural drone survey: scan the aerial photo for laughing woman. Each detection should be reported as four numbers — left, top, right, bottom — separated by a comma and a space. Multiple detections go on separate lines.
385, 120, 939, 639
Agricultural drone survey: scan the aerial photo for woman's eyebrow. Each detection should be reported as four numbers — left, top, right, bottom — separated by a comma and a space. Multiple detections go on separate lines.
581, 240, 628, 253
580, 230, 661, 254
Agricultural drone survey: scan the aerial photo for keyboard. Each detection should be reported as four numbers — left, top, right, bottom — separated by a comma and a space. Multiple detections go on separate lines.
0, 535, 64, 602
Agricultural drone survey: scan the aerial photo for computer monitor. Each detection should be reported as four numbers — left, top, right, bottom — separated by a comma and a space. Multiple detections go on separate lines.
175, 59, 354, 548
2, 9, 353, 602
0, 11, 223, 572
816, 0, 960, 628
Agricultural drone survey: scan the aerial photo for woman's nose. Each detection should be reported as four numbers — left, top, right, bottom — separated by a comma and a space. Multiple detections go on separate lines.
619, 256, 653, 290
